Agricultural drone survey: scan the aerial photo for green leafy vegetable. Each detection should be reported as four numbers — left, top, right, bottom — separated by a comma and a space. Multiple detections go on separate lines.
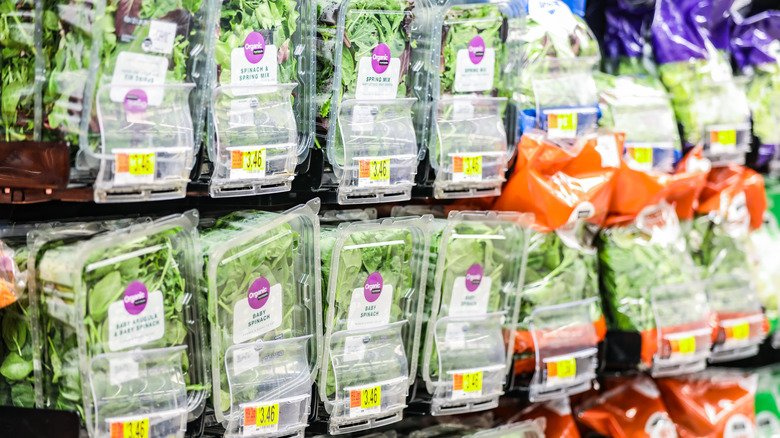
0, 241, 33, 408
0, 0, 37, 141
745, 63, 780, 147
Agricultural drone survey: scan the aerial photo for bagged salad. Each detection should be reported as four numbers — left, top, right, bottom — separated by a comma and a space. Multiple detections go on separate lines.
748, 213, 780, 340
83, 0, 211, 202
0, 233, 33, 408
602, 0, 656, 78
414, 0, 523, 199
417, 211, 529, 415
200, 202, 322, 437
599, 201, 714, 374
495, 131, 622, 399
0, 0, 39, 142
315, 0, 423, 204
515, 398, 580, 438
516, 0, 600, 139
206, 0, 316, 198
318, 215, 430, 433
28, 212, 208, 437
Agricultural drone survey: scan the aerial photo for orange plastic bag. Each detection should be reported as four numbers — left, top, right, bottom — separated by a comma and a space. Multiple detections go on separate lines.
606, 146, 710, 226
576, 375, 678, 438
516, 398, 581, 438
696, 165, 767, 231
656, 371, 757, 438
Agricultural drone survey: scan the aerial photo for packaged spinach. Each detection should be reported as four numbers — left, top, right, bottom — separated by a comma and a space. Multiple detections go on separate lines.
415, 0, 523, 199
318, 215, 430, 433
83, 0, 212, 202
596, 74, 682, 173
28, 211, 208, 437
419, 211, 530, 415
0, 235, 33, 408
599, 201, 713, 375
200, 201, 322, 437
748, 213, 780, 342
206, 0, 316, 198
0, 0, 39, 142
315, 0, 424, 204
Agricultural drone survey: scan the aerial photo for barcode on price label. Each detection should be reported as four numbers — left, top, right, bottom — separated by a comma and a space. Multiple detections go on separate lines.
452, 155, 482, 182
110, 417, 149, 438
114, 151, 155, 186
546, 357, 576, 387
349, 386, 381, 418
242, 403, 280, 435
452, 371, 483, 399
547, 113, 578, 139
230, 148, 267, 180
358, 159, 390, 187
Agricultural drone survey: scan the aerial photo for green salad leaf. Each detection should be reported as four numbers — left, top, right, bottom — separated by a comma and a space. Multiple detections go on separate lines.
0, 0, 38, 141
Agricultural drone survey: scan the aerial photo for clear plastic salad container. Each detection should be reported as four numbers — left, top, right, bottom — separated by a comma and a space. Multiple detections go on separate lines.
206, 0, 316, 197
0, 0, 38, 143
85, 0, 213, 201
415, 0, 524, 199
465, 419, 545, 438
28, 211, 208, 437
200, 201, 323, 437
707, 274, 767, 363
315, 0, 425, 204
420, 211, 530, 415
693, 78, 752, 167
319, 216, 431, 434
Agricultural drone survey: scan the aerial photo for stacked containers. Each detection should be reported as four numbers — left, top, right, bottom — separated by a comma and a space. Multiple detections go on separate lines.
28, 212, 208, 437
414, 0, 524, 199
315, 0, 424, 204
206, 0, 316, 197
200, 202, 322, 437
419, 211, 530, 415
319, 216, 430, 433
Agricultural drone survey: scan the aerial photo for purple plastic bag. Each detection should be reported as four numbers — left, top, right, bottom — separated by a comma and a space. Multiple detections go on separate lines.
652, 0, 736, 64
732, 11, 780, 69
604, 0, 653, 59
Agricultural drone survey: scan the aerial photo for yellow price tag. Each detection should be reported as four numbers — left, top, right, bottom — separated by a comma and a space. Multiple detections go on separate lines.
110, 418, 148, 438
128, 153, 154, 176
463, 156, 482, 176
730, 321, 750, 340
633, 147, 653, 165
547, 357, 576, 380
715, 130, 737, 146
360, 385, 381, 409
677, 336, 696, 355
548, 113, 578, 132
256, 403, 279, 427
242, 149, 266, 172
462, 371, 483, 393
369, 159, 390, 181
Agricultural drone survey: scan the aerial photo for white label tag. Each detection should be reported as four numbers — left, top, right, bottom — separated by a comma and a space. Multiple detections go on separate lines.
357, 158, 391, 188
343, 335, 368, 362
231, 44, 278, 94
449, 277, 491, 316
756, 411, 780, 437
110, 52, 168, 105
113, 148, 156, 187
454, 48, 495, 93
355, 57, 401, 99
233, 283, 283, 344
351, 105, 377, 133
107, 290, 165, 351
232, 345, 260, 376
724, 414, 755, 438
596, 135, 621, 168
528, 0, 578, 33
143, 20, 177, 55
228, 147, 267, 180
228, 97, 257, 128
451, 155, 483, 183
346, 285, 393, 330
109, 357, 139, 386
444, 322, 468, 349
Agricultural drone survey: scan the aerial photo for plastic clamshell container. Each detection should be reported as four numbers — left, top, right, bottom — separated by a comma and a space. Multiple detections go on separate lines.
528, 298, 598, 402
209, 84, 300, 197
610, 95, 681, 173
707, 274, 767, 363
694, 79, 752, 167
531, 57, 600, 139
648, 282, 712, 377
90, 346, 188, 438
319, 216, 431, 434
93, 84, 197, 203
464, 419, 545, 438
201, 201, 323, 437
421, 211, 530, 415
28, 211, 208, 435
419, 0, 523, 199
316, 0, 421, 205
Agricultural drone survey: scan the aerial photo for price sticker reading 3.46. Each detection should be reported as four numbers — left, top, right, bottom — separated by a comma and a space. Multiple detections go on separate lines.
452, 155, 483, 182
358, 159, 390, 187
547, 112, 578, 139
110, 417, 149, 438
230, 148, 267, 180
114, 152, 155, 186
243, 403, 280, 435
546, 357, 577, 387
452, 370, 483, 399
349, 385, 381, 418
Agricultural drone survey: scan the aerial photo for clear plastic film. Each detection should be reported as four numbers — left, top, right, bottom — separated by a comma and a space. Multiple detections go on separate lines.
693, 78, 752, 166
0, 0, 39, 142
200, 201, 323, 432
528, 298, 598, 401
93, 84, 197, 203
420, 211, 530, 415
0, 241, 23, 309
464, 419, 546, 438
89, 346, 188, 438
319, 216, 431, 434
748, 213, 780, 346
707, 274, 766, 363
